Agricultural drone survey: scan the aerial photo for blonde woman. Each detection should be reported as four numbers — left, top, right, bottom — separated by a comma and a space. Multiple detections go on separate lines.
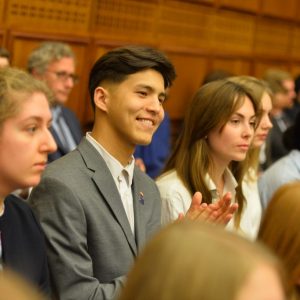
120, 221, 286, 300
229, 76, 273, 239
157, 79, 258, 235
0, 68, 56, 293
258, 182, 300, 300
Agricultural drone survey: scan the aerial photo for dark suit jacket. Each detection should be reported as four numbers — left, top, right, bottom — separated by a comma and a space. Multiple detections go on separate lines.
48, 105, 83, 162
30, 138, 161, 300
0, 194, 49, 294
265, 115, 290, 168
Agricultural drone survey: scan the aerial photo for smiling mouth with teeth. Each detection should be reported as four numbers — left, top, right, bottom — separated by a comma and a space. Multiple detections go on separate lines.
138, 118, 154, 126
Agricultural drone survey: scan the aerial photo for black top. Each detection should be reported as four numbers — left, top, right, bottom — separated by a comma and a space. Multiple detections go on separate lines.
0, 194, 49, 294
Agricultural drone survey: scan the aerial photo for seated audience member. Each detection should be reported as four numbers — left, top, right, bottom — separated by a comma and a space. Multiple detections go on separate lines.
27, 41, 83, 162
29, 45, 236, 300
120, 221, 286, 300
0, 48, 10, 68
258, 182, 300, 300
134, 111, 171, 178
157, 79, 258, 238
259, 112, 300, 209
285, 74, 300, 123
0, 68, 57, 293
0, 270, 46, 300
228, 76, 273, 239
263, 69, 296, 167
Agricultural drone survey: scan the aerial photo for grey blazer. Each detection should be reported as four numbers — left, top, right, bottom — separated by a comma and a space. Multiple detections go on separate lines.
29, 138, 161, 300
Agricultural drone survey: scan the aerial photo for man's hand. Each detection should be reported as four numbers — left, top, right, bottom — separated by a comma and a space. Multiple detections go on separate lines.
181, 192, 238, 226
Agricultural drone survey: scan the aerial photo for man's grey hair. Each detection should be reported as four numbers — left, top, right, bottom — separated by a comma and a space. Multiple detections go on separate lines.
27, 41, 75, 75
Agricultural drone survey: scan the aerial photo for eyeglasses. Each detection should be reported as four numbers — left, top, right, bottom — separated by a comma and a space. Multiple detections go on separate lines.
47, 70, 79, 84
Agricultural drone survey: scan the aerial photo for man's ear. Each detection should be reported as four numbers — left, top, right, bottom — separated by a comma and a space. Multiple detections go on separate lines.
94, 87, 109, 112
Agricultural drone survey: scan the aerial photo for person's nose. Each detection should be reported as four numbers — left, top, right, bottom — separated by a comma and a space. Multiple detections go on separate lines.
40, 129, 57, 154
65, 76, 74, 89
242, 122, 254, 139
261, 115, 273, 130
146, 96, 162, 114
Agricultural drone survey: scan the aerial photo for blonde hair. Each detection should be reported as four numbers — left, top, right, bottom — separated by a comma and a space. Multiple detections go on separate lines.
0, 67, 53, 128
120, 221, 285, 300
258, 182, 300, 298
263, 69, 292, 96
163, 79, 259, 227
0, 270, 46, 300
229, 76, 273, 178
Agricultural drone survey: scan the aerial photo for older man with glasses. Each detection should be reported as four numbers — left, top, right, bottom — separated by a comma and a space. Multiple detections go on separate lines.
28, 41, 83, 162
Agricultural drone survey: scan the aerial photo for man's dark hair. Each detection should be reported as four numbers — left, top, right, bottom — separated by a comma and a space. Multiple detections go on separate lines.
89, 45, 176, 110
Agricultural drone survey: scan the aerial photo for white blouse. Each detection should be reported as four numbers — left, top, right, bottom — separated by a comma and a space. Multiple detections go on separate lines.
156, 168, 261, 240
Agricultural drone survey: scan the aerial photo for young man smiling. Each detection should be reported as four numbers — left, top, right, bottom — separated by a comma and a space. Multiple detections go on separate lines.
30, 46, 236, 300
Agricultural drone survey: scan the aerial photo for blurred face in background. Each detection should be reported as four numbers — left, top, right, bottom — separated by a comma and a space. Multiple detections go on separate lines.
253, 92, 273, 148
41, 57, 76, 105
282, 79, 296, 107
0, 57, 9, 68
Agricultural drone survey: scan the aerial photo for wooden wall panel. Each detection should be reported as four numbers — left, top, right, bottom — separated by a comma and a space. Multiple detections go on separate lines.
254, 18, 292, 57
219, 0, 260, 13
261, 0, 297, 20
210, 58, 251, 76
158, 2, 214, 51
0, 0, 4, 25
214, 11, 255, 55
1, 0, 300, 131
253, 61, 289, 78
93, 0, 158, 44
290, 65, 300, 78
291, 26, 300, 60
163, 52, 208, 119
6, 0, 92, 35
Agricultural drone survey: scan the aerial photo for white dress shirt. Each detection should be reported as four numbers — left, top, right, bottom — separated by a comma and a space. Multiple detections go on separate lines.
86, 133, 135, 234
156, 168, 258, 239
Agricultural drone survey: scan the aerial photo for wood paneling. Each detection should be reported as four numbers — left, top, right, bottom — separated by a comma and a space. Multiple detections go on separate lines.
214, 10, 255, 55
93, 0, 158, 44
291, 26, 300, 60
1, 0, 299, 130
253, 61, 289, 78
210, 58, 252, 76
0, 0, 4, 26
158, 2, 214, 51
6, 0, 92, 34
219, 0, 260, 13
163, 52, 208, 119
254, 18, 292, 57
262, 0, 297, 20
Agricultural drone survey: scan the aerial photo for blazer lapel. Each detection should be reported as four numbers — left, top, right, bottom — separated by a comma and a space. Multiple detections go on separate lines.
132, 171, 147, 252
78, 139, 138, 256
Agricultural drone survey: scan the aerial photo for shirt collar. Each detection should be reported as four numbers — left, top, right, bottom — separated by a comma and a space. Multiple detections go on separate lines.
86, 132, 134, 185
205, 168, 238, 198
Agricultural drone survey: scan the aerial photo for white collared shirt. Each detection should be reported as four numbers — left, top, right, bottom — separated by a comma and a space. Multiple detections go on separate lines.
157, 168, 242, 233
86, 133, 135, 234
